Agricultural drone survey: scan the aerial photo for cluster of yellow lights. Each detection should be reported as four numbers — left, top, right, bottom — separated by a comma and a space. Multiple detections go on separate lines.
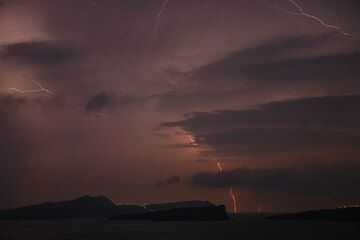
338, 204, 360, 209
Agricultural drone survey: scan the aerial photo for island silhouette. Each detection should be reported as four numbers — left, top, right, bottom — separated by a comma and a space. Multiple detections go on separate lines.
265, 207, 360, 222
0, 196, 227, 221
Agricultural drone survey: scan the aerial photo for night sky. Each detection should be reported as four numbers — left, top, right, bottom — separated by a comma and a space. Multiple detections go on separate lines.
1, 0, 360, 213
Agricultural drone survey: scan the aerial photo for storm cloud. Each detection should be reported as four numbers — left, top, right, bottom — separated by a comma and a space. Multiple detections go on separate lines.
0, 40, 82, 65
191, 163, 360, 197
157, 33, 360, 111
1, 0, 360, 212
162, 94, 360, 157
85, 91, 146, 113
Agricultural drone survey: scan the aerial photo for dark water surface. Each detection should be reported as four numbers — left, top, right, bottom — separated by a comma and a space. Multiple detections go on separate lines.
1, 214, 359, 240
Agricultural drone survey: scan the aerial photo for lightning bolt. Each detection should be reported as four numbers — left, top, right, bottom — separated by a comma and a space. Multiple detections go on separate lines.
10, 67, 56, 96
188, 134, 198, 147
153, 0, 170, 38
216, 162, 238, 213
217, 162, 223, 171
257, 205, 262, 213
229, 186, 237, 213
267, 0, 350, 36
9, 67, 108, 117
178, 134, 198, 160
266, 2, 302, 15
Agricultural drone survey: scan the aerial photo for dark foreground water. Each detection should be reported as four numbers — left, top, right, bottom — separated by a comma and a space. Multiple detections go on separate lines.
1, 214, 360, 240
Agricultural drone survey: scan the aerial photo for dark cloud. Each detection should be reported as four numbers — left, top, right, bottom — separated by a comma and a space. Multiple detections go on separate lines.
157, 33, 360, 111
162, 94, 360, 133
156, 90, 243, 111
0, 40, 82, 65
162, 95, 360, 156
198, 128, 360, 156
85, 91, 146, 113
191, 163, 360, 197
156, 175, 181, 186
85, 92, 114, 112
192, 33, 340, 81
243, 53, 360, 86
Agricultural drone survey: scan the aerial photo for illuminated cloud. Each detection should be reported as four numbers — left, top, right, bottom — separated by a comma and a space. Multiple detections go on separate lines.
162, 95, 360, 157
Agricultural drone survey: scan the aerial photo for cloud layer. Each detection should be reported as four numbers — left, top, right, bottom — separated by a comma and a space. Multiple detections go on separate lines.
191, 163, 360, 198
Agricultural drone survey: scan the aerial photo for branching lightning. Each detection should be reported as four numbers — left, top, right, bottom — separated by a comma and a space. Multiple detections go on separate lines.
267, 0, 350, 36
10, 67, 56, 96
9, 67, 108, 117
153, 0, 170, 38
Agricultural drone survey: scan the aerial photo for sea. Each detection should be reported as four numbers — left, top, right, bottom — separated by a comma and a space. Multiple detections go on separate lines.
1, 214, 359, 240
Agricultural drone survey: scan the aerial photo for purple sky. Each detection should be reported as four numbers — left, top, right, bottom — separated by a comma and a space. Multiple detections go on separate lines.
1, 0, 360, 212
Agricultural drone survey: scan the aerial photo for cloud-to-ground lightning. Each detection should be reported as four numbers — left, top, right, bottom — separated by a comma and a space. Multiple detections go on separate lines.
216, 162, 238, 213
153, 0, 170, 38
229, 186, 238, 213
257, 205, 262, 213
267, 0, 350, 36
217, 162, 223, 172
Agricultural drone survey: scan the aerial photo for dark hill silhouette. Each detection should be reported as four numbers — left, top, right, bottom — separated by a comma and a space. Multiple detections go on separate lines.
265, 207, 360, 221
0, 196, 216, 220
0, 196, 117, 220
109, 205, 228, 221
